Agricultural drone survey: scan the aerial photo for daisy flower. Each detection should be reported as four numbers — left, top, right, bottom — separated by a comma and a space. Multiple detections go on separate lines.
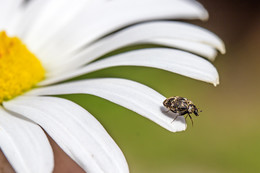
0, 0, 225, 172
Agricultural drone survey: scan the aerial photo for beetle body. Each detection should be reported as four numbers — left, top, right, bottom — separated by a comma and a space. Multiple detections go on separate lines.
163, 96, 200, 125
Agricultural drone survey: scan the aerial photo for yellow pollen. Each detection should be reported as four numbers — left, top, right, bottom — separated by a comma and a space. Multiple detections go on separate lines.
0, 31, 45, 103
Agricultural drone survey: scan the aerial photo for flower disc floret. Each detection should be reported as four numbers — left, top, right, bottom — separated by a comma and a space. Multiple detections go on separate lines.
0, 31, 45, 103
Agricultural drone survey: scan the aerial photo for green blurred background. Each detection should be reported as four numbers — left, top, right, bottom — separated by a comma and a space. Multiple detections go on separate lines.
62, 1, 260, 172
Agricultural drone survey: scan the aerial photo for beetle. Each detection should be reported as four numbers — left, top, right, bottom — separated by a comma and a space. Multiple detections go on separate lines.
163, 96, 201, 125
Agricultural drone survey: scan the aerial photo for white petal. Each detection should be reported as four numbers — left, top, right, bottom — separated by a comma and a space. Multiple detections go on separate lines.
22, 0, 91, 53
148, 38, 218, 61
8, 0, 104, 67
0, 0, 23, 32
3, 96, 129, 173
41, 48, 219, 86
49, 21, 224, 73
28, 78, 187, 132
0, 0, 23, 23
0, 107, 53, 173
9, 0, 51, 38
37, 0, 208, 58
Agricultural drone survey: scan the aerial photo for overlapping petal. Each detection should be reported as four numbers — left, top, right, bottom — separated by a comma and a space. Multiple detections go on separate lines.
4, 96, 129, 173
29, 0, 209, 61
149, 38, 218, 60
49, 21, 224, 73
0, 108, 54, 173
42, 48, 219, 86
28, 78, 186, 132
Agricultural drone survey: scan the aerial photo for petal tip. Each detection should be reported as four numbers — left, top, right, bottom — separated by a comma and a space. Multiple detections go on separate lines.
214, 36, 226, 54
173, 126, 187, 133
168, 117, 187, 133
213, 77, 220, 87
201, 10, 209, 21
196, 2, 209, 21
219, 43, 226, 54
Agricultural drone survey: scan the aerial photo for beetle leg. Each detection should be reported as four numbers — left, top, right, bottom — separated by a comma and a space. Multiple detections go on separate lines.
188, 114, 194, 126
171, 115, 179, 123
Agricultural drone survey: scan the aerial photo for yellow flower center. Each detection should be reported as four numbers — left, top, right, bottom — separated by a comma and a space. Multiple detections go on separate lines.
0, 31, 45, 103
